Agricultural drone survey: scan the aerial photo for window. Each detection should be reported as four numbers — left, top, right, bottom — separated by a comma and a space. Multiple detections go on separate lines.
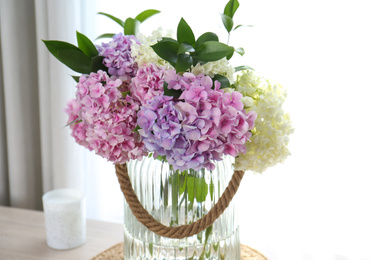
85, 0, 390, 259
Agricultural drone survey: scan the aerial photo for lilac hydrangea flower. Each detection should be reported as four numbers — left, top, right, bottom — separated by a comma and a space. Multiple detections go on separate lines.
97, 33, 139, 79
65, 70, 147, 164
137, 71, 256, 171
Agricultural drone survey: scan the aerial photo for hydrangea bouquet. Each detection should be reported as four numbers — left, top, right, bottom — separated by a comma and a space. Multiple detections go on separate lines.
44, 0, 293, 258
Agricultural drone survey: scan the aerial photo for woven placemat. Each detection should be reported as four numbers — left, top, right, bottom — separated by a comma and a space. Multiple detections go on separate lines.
91, 242, 267, 260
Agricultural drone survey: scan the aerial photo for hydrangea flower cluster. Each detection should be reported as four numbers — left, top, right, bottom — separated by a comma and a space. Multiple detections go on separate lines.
130, 28, 174, 69
137, 71, 256, 171
65, 70, 147, 164
233, 71, 294, 173
45, 2, 293, 175
129, 63, 165, 106
191, 58, 235, 83
97, 33, 139, 79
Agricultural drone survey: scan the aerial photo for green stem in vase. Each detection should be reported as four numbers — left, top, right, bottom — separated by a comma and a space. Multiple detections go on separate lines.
198, 225, 213, 260
169, 167, 215, 259
171, 169, 180, 226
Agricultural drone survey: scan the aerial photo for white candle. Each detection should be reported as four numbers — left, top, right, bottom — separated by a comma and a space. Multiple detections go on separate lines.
42, 189, 86, 250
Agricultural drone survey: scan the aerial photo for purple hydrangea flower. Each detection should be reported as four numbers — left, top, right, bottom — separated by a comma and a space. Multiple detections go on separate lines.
137, 71, 256, 171
97, 33, 139, 79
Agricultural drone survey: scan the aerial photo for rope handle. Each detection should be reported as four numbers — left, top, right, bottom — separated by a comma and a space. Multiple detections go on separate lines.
115, 163, 245, 239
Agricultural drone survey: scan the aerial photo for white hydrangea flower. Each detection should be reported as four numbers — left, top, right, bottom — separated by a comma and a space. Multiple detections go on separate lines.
234, 70, 293, 174
131, 28, 174, 70
191, 58, 235, 83
241, 96, 254, 108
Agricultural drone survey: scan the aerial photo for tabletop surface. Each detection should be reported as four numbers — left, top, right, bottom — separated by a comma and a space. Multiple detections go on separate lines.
0, 206, 123, 260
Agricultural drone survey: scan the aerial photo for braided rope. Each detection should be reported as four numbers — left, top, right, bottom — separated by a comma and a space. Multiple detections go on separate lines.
115, 163, 245, 239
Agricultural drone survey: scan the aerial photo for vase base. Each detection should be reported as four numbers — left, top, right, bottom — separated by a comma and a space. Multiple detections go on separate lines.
124, 226, 241, 260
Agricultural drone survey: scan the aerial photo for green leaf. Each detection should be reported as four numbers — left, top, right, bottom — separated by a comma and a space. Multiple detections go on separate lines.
213, 74, 230, 89
234, 65, 254, 72
195, 32, 219, 49
221, 14, 234, 33
234, 24, 253, 31
226, 51, 234, 60
91, 56, 107, 73
177, 43, 195, 54
205, 226, 213, 244
205, 245, 212, 258
121, 91, 130, 98
135, 9, 160, 23
76, 31, 98, 57
187, 176, 195, 204
97, 12, 124, 27
235, 47, 245, 56
192, 57, 199, 66
199, 250, 205, 260
95, 33, 115, 40
175, 53, 193, 72
163, 82, 182, 98
156, 155, 167, 162
179, 173, 187, 196
148, 243, 154, 257
43, 40, 92, 73
224, 0, 240, 18
209, 179, 214, 199
132, 125, 141, 132
71, 75, 80, 82
195, 177, 208, 202
151, 39, 179, 66
161, 37, 178, 43
177, 18, 195, 45
196, 41, 234, 62
64, 117, 81, 127
124, 17, 140, 36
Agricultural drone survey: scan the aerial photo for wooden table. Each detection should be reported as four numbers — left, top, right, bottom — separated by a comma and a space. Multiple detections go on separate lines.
0, 206, 123, 260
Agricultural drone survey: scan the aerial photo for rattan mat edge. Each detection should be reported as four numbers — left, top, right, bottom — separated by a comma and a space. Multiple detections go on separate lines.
91, 242, 267, 260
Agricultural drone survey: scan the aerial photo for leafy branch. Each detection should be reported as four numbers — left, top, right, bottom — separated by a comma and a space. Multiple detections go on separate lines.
96, 9, 160, 39
42, 31, 107, 75
152, 17, 235, 74
43, 9, 160, 80
221, 0, 253, 57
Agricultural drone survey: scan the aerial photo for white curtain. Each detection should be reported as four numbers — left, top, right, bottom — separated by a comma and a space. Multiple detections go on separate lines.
33, 0, 83, 197
33, 0, 120, 221
1, 0, 43, 209
0, 0, 120, 220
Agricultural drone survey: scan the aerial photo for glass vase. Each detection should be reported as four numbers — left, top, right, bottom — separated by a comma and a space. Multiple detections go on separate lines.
124, 156, 240, 260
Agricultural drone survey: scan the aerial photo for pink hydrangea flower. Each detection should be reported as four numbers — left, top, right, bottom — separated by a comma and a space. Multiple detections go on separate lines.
65, 70, 147, 164
65, 99, 90, 149
137, 71, 256, 171
129, 63, 165, 106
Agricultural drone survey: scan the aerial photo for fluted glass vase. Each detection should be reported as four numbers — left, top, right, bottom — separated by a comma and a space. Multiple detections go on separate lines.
124, 156, 240, 260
